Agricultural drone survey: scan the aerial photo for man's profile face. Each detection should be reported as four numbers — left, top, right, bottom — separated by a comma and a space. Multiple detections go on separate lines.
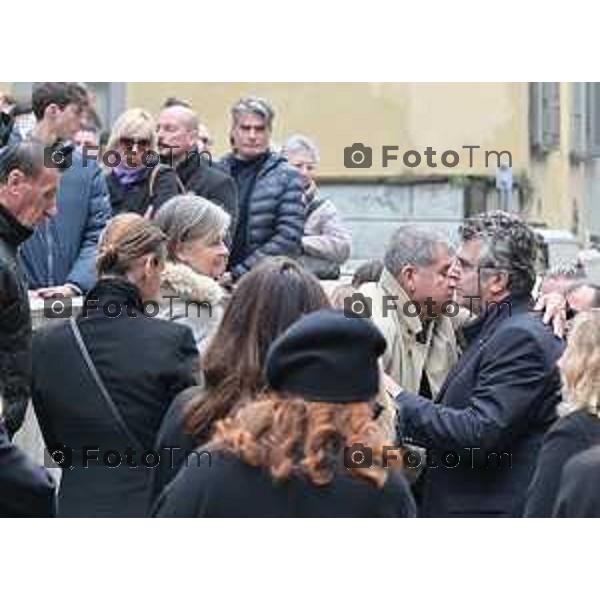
409, 244, 456, 315
453, 239, 483, 309
231, 112, 270, 160
7, 167, 59, 227
54, 103, 86, 140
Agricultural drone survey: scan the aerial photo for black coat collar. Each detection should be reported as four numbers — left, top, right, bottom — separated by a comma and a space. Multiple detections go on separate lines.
462, 294, 532, 346
84, 278, 145, 315
0, 203, 33, 248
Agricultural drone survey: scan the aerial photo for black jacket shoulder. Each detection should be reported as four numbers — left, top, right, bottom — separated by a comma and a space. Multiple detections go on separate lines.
152, 449, 416, 518
525, 409, 600, 517
553, 445, 600, 517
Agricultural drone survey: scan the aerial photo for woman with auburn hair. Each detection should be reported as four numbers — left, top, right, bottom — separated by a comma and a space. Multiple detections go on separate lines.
105, 108, 181, 217
32, 214, 198, 517
525, 309, 600, 517
148, 256, 331, 502
153, 309, 416, 517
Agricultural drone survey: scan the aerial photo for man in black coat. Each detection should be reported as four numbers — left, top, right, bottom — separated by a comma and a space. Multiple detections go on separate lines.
157, 105, 238, 230
218, 97, 305, 282
388, 212, 564, 517
0, 143, 59, 436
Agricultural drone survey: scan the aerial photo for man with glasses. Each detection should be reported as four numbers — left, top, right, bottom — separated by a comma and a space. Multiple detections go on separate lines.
386, 212, 565, 517
17, 82, 111, 299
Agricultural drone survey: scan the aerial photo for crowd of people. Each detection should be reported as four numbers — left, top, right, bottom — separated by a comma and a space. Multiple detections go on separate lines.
2, 82, 600, 517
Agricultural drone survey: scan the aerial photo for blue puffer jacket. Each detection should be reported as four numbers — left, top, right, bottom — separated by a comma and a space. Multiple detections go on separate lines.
19, 148, 111, 292
218, 151, 305, 279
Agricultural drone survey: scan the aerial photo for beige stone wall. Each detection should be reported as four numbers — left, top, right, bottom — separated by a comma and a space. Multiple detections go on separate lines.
127, 82, 529, 179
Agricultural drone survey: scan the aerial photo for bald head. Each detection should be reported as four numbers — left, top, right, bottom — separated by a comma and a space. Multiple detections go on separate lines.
157, 106, 200, 160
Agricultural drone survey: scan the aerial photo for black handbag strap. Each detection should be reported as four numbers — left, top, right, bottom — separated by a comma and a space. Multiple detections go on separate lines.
68, 317, 145, 453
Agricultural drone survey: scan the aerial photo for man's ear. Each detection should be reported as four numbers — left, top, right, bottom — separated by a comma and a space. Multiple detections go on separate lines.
399, 265, 418, 295
6, 168, 25, 190
44, 103, 61, 120
489, 271, 509, 295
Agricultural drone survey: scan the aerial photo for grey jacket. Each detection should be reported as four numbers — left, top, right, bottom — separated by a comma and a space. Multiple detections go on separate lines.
302, 196, 351, 264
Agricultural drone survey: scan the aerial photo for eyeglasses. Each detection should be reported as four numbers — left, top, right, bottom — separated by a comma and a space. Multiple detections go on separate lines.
119, 137, 151, 148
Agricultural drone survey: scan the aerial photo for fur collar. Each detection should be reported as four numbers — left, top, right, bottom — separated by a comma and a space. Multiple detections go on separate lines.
161, 261, 224, 305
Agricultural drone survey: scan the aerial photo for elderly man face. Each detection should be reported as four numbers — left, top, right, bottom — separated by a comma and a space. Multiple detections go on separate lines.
157, 106, 198, 161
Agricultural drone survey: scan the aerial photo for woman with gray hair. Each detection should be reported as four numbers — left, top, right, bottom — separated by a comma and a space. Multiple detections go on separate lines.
154, 194, 230, 352
283, 134, 351, 279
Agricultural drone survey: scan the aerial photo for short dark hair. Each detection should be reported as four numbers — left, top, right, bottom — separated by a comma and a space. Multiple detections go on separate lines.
460, 211, 539, 298
32, 82, 89, 121
0, 142, 45, 184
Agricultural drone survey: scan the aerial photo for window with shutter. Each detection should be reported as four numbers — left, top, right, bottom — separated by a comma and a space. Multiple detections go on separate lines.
530, 82, 561, 155
588, 82, 600, 158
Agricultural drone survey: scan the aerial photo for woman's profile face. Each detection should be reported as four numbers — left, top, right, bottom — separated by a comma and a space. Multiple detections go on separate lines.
175, 231, 229, 279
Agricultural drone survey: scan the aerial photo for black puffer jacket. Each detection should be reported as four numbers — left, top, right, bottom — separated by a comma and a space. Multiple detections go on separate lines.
0, 203, 34, 437
218, 152, 305, 279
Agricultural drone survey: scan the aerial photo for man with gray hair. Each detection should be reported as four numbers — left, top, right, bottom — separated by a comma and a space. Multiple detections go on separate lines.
218, 97, 305, 282
387, 212, 565, 517
0, 143, 58, 439
357, 225, 460, 399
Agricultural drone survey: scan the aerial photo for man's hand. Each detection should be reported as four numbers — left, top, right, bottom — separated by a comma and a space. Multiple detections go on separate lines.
34, 285, 80, 299
534, 291, 567, 338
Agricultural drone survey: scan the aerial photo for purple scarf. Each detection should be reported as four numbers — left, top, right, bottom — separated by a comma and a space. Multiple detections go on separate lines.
112, 163, 148, 187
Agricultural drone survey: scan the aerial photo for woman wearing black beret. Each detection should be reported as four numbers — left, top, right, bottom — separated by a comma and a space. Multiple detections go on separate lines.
153, 309, 416, 518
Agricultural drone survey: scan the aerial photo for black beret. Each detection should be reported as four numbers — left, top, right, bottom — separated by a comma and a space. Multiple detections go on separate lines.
265, 309, 387, 403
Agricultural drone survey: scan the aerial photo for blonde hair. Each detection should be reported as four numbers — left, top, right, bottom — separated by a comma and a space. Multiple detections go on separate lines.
105, 108, 158, 167
97, 213, 166, 277
559, 309, 600, 417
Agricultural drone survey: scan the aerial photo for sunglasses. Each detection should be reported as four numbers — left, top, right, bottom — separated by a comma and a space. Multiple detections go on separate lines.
119, 137, 151, 148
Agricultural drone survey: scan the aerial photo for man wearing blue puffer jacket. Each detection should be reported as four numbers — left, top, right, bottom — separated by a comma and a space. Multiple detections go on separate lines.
18, 82, 111, 298
218, 96, 305, 284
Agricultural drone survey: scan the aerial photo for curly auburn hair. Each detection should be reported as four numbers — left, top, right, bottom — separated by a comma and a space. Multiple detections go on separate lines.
209, 393, 403, 488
